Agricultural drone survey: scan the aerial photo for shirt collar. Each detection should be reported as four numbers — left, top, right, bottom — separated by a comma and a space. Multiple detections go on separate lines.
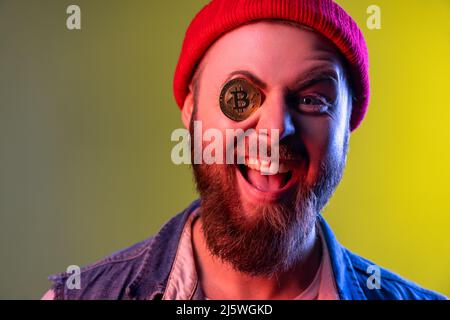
162, 208, 200, 300
317, 215, 367, 300
125, 199, 201, 300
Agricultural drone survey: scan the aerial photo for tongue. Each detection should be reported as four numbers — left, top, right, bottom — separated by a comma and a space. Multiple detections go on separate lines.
246, 167, 286, 191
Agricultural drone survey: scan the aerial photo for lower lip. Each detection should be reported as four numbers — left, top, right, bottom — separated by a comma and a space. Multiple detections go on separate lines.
235, 165, 300, 204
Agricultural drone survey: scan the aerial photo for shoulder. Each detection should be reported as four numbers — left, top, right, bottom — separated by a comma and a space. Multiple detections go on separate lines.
344, 249, 447, 300
47, 201, 198, 300
48, 235, 154, 300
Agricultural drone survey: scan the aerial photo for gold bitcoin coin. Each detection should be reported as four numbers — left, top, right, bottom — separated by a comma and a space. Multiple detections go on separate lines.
219, 78, 262, 121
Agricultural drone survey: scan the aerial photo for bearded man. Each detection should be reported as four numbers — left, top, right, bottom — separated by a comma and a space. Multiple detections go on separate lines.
44, 0, 446, 300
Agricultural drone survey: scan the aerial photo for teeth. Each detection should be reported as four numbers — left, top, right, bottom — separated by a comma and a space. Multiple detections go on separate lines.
247, 157, 258, 165
260, 159, 270, 170
246, 157, 260, 170
244, 158, 291, 175
261, 161, 280, 175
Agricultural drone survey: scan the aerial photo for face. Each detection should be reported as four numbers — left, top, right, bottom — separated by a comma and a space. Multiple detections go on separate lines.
183, 21, 351, 276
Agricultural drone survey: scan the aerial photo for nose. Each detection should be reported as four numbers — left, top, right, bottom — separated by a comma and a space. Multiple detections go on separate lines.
256, 90, 296, 141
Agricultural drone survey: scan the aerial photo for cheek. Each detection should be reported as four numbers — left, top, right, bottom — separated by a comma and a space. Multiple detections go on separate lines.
196, 90, 239, 132
196, 92, 261, 158
193, 112, 241, 163
296, 114, 347, 182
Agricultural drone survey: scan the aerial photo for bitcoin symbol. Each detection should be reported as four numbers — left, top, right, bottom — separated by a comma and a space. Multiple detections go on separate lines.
219, 78, 262, 121
230, 86, 250, 113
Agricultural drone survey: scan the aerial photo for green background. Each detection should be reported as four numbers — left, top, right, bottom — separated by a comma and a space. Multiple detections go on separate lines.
0, 0, 449, 299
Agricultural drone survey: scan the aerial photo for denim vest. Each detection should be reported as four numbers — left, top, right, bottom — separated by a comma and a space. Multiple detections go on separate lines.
48, 199, 447, 300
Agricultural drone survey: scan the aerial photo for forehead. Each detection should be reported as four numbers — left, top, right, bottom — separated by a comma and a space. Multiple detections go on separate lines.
198, 20, 346, 86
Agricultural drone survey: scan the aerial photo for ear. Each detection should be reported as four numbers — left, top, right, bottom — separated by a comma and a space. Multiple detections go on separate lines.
181, 86, 195, 129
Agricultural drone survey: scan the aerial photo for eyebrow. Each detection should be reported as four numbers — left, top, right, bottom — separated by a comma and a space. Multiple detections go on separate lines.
292, 67, 339, 92
227, 70, 268, 89
226, 66, 339, 92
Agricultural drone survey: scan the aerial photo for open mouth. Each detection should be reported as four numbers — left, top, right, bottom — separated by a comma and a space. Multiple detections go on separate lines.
236, 160, 297, 193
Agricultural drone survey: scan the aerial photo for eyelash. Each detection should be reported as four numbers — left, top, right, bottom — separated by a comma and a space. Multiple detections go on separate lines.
297, 94, 333, 114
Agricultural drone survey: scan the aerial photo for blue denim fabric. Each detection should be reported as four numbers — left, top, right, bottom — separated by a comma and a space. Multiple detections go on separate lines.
49, 199, 447, 300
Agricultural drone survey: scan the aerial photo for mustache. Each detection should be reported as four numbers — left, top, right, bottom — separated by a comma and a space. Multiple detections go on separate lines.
278, 144, 306, 161
187, 121, 308, 165
228, 138, 307, 163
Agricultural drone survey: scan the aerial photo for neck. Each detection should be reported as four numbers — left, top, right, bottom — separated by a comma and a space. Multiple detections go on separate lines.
191, 213, 322, 300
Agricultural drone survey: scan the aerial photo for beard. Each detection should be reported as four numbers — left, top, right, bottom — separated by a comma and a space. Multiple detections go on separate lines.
190, 121, 349, 277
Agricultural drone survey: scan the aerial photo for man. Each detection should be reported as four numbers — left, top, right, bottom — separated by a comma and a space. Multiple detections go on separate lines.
44, 0, 446, 300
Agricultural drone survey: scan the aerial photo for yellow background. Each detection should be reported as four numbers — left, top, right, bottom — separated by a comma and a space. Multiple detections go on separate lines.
0, 0, 448, 298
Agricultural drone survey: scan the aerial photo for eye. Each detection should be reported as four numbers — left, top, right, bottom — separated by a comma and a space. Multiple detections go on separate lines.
297, 94, 332, 114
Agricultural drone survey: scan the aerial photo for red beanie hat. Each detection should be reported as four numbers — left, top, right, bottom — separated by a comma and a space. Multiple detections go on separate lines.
173, 0, 370, 131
